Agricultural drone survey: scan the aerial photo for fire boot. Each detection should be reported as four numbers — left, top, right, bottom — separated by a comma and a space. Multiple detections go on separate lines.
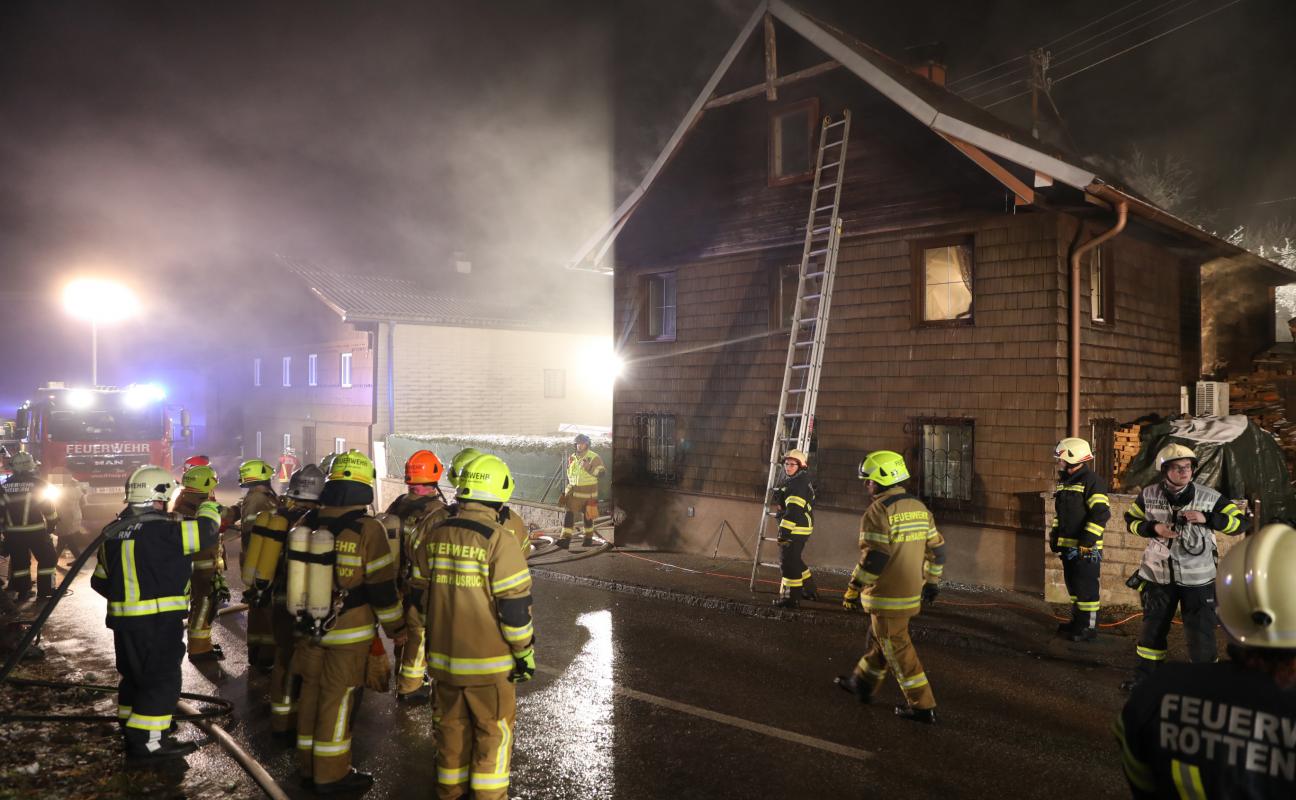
188, 644, 225, 663
894, 705, 937, 725
313, 768, 375, 796
834, 674, 872, 704
555, 537, 571, 550
126, 736, 199, 761
772, 586, 801, 609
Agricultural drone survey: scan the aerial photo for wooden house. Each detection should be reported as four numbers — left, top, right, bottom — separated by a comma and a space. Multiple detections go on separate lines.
575, 0, 1292, 591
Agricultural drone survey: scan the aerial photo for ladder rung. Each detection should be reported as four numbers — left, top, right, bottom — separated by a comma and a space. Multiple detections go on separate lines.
808, 248, 827, 256
815, 205, 835, 212
791, 365, 811, 370
818, 182, 838, 191
794, 340, 814, 347
806, 271, 826, 279
820, 161, 841, 170
797, 318, 816, 326
812, 226, 832, 234
787, 389, 806, 395
759, 561, 782, 569
825, 119, 847, 128
803, 293, 823, 301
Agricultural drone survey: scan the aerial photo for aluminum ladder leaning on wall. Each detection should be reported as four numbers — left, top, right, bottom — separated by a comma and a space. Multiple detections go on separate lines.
749, 110, 851, 591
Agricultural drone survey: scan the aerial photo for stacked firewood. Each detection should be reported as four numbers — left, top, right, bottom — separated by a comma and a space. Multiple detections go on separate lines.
1231, 371, 1296, 481
1112, 424, 1142, 488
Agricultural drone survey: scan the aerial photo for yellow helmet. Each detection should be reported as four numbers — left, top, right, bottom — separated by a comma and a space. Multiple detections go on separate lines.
1054, 437, 1093, 465
182, 464, 218, 493
457, 454, 514, 503
784, 449, 809, 468
448, 447, 482, 489
1156, 443, 1197, 472
328, 450, 375, 487
1216, 524, 1296, 648
858, 450, 909, 486
238, 459, 274, 485
319, 451, 339, 476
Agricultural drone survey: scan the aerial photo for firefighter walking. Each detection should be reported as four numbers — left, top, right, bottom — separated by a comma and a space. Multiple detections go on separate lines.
836, 450, 946, 724
91, 465, 221, 760
772, 449, 817, 608
173, 463, 229, 662
558, 434, 604, 548
235, 458, 279, 670
1050, 437, 1110, 642
1, 451, 60, 601
414, 454, 535, 800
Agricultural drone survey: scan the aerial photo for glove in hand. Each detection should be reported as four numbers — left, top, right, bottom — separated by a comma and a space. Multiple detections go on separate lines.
921, 583, 940, 605
509, 648, 535, 683
842, 584, 862, 611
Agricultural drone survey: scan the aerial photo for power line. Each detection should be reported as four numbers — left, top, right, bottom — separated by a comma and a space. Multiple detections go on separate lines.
945, 54, 1027, 88
1052, 0, 1203, 68
1042, 0, 1148, 48
1051, 0, 1195, 60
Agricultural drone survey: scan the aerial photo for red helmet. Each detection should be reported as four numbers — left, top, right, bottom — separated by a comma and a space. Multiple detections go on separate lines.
183, 454, 211, 469
404, 450, 444, 486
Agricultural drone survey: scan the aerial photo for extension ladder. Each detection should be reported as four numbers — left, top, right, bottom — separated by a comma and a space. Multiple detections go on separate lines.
749, 110, 851, 591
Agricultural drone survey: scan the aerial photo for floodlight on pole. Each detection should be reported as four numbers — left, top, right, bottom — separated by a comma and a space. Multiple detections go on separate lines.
62, 278, 140, 386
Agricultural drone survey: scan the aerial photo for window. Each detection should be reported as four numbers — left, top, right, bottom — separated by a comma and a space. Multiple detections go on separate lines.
282, 433, 292, 452
916, 418, 974, 502
914, 237, 974, 324
253, 358, 262, 387
255, 430, 263, 459
641, 272, 677, 342
634, 412, 677, 483
282, 356, 292, 387
308, 354, 318, 387
769, 264, 800, 330
333, 437, 346, 453
1089, 245, 1115, 324
1090, 417, 1117, 486
768, 98, 817, 186
340, 352, 353, 388
543, 369, 566, 399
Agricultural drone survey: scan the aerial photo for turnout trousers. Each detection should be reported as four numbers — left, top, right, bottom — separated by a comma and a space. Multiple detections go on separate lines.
778, 535, 816, 600
113, 617, 185, 753
294, 640, 369, 785
1133, 580, 1218, 679
269, 597, 300, 734
247, 604, 275, 668
854, 613, 936, 711
1060, 552, 1102, 631
187, 566, 217, 656
560, 489, 598, 539
435, 682, 516, 800
396, 603, 430, 697
4, 530, 58, 597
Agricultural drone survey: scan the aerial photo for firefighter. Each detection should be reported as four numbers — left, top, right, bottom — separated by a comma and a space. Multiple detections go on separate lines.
558, 434, 605, 548
235, 458, 279, 670
413, 454, 534, 800
293, 451, 405, 795
385, 450, 450, 704
1121, 443, 1245, 692
449, 447, 529, 556
1114, 523, 1296, 797
771, 449, 818, 608
1, 451, 60, 601
265, 464, 326, 740
1050, 437, 1111, 642
835, 450, 945, 724
173, 464, 229, 662
91, 465, 221, 760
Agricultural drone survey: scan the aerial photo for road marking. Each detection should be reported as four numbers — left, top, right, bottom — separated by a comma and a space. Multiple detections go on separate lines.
535, 666, 872, 761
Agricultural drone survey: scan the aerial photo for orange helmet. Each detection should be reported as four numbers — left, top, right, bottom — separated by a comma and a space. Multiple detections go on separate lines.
404, 450, 444, 485
183, 454, 211, 469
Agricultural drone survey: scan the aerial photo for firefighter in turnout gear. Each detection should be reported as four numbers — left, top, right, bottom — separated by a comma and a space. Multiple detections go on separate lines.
1050, 437, 1111, 642
1121, 443, 1245, 693
386, 450, 450, 704
836, 450, 946, 724
558, 434, 604, 548
414, 454, 534, 800
236, 458, 279, 669
1, 451, 60, 601
173, 464, 228, 662
265, 464, 325, 740
771, 449, 818, 608
292, 451, 405, 795
449, 447, 529, 556
1115, 523, 1296, 798
91, 466, 221, 760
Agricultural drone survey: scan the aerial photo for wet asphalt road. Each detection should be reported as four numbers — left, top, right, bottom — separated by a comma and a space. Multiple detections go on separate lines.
43, 538, 1132, 800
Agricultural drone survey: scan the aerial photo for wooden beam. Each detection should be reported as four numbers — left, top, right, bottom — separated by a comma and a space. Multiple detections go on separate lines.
763, 13, 778, 101
705, 60, 841, 110
938, 132, 1035, 206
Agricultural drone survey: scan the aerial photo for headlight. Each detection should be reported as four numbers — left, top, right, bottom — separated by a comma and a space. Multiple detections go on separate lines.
40, 485, 61, 503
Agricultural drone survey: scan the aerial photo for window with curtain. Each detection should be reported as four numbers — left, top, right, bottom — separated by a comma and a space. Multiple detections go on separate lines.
914, 237, 974, 324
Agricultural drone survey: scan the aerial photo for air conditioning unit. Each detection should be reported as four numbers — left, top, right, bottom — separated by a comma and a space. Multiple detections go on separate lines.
1195, 381, 1229, 417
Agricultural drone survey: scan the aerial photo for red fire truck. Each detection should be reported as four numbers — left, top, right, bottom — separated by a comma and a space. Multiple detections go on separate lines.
15, 384, 177, 510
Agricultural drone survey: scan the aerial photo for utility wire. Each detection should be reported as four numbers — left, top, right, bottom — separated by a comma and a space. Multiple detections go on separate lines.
1051, 0, 1196, 60
946, 54, 1027, 89
1042, 0, 1149, 48
952, 65, 1031, 97
1052, 0, 1203, 68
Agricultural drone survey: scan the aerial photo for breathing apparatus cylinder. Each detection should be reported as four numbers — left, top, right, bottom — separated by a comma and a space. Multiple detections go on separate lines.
242, 529, 264, 587
306, 528, 335, 622
252, 513, 289, 588
285, 525, 311, 615
377, 512, 402, 571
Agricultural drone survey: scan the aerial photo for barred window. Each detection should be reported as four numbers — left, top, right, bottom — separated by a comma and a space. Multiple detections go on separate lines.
917, 418, 973, 502
634, 412, 677, 483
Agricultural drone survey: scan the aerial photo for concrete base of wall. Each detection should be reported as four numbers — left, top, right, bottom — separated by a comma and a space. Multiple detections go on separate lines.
377, 475, 567, 532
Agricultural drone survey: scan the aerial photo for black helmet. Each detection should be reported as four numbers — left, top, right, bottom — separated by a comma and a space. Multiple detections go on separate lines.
574, 434, 592, 446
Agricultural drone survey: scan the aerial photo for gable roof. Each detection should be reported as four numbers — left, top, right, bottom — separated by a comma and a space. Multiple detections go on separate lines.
573, 0, 1290, 283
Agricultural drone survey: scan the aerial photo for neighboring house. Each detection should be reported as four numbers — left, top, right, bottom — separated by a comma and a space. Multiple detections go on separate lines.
575, 0, 1293, 591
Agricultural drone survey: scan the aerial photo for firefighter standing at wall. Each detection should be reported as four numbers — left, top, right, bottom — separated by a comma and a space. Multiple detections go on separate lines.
771, 449, 818, 608
1, 452, 60, 601
293, 451, 405, 795
1121, 443, 1245, 692
415, 454, 534, 800
385, 449, 450, 704
1050, 437, 1111, 642
173, 463, 229, 662
91, 466, 221, 760
836, 450, 946, 724
1115, 523, 1296, 798
558, 434, 604, 548
235, 458, 280, 670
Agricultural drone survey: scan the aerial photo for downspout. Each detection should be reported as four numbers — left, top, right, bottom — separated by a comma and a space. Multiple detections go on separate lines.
1068, 201, 1128, 437
387, 322, 396, 436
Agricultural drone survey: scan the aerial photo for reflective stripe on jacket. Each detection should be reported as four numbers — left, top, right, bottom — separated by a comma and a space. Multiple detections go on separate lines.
854, 487, 945, 616
1050, 463, 1110, 551
1126, 482, 1243, 587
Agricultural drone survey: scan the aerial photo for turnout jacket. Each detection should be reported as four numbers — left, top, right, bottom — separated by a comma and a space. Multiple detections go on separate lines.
307, 504, 405, 648
1, 471, 59, 534
1050, 463, 1111, 551
1115, 660, 1296, 798
773, 471, 814, 538
416, 501, 534, 687
388, 492, 450, 595
172, 489, 225, 573
91, 502, 220, 628
1125, 482, 1244, 587
566, 450, 605, 495
499, 506, 531, 554
852, 487, 946, 616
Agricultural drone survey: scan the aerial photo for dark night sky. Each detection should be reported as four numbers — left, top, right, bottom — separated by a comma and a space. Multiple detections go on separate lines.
1, 0, 1294, 411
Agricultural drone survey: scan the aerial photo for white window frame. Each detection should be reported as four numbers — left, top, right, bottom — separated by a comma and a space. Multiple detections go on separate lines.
253, 357, 262, 387
333, 437, 345, 453
543, 369, 566, 399
340, 352, 353, 388
283, 433, 292, 452
255, 430, 263, 459
282, 356, 292, 387
308, 354, 318, 386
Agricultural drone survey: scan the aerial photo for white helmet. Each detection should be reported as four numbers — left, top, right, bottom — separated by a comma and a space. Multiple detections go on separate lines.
1156, 443, 1198, 472
125, 465, 177, 505
1054, 438, 1093, 465
1216, 524, 1296, 649
10, 452, 37, 473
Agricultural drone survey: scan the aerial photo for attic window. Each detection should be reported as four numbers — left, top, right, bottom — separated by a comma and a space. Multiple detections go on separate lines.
769, 99, 818, 186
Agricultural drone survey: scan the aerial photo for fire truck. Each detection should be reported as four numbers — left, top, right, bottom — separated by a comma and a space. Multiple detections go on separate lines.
14, 383, 180, 509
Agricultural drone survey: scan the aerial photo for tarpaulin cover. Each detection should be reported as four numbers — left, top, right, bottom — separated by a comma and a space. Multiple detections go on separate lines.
1120, 416, 1296, 521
